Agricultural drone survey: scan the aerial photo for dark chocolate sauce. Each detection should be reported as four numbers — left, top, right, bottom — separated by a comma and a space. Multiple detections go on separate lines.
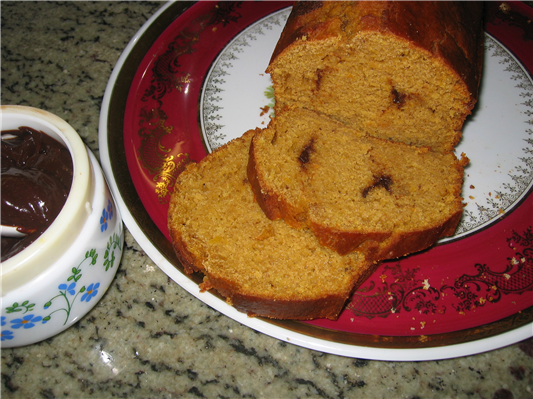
1, 126, 73, 261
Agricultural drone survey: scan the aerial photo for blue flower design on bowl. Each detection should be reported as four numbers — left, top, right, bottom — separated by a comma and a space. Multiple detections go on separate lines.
100, 200, 114, 232
1, 316, 6, 326
1, 331, 14, 341
59, 282, 77, 296
107, 199, 114, 221
11, 314, 43, 329
81, 283, 100, 302
100, 209, 109, 232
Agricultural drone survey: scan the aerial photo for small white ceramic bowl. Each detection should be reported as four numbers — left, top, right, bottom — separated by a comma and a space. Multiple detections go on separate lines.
1, 105, 124, 348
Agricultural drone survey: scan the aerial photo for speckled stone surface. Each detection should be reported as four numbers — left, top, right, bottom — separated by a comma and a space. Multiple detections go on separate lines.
1, 2, 532, 398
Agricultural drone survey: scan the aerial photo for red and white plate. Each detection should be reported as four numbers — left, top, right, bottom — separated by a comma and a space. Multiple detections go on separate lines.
99, 1, 533, 361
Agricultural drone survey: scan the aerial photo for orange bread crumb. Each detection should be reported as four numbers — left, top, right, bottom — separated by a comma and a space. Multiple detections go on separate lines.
248, 108, 467, 260
168, 130, 377, 320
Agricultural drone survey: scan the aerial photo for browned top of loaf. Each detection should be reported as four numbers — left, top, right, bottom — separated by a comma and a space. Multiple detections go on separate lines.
269, 1, 483, 102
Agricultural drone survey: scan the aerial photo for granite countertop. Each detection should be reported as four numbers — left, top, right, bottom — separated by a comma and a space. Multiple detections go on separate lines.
1, 2, 532, 398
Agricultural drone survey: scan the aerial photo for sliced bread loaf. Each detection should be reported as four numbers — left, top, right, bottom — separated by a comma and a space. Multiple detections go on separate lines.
168, 129, 377, 320
248, 108, 467, 260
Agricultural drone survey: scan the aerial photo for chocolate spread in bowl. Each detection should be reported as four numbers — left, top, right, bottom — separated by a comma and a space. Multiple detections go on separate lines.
1, 126, 73, 261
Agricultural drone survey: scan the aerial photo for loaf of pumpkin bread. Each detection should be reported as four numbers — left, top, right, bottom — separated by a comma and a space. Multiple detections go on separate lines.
167, 1, 482, 320
168, 130, 377, 320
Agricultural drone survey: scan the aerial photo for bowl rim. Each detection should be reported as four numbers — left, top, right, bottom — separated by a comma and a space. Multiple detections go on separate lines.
1, 105, 93, 291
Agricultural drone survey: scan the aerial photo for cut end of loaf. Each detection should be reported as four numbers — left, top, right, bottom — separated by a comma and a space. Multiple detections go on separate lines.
269, 31, 470, 152
268, 1, 483, 153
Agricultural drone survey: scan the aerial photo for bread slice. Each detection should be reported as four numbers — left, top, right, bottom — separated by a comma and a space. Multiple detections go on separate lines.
248, 108, 467, 260
267, 1, 483, 152
167, 130, 377, 320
